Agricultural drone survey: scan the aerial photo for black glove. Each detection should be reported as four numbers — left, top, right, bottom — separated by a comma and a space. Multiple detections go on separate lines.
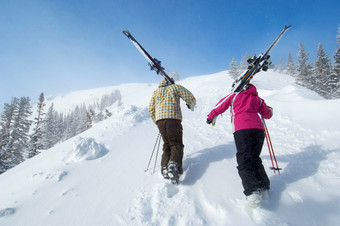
206, 118, 213, 124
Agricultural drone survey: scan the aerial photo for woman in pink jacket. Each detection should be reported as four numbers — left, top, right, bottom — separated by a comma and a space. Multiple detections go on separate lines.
207, 83, 273, 204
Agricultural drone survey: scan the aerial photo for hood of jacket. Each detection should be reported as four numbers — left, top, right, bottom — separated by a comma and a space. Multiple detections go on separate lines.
158, 78, 175, 88
242, 83, 258, 96
158, 79, 169, 88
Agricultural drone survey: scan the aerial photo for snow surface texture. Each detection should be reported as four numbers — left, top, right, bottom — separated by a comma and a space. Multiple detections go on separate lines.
1, 71, 340, 226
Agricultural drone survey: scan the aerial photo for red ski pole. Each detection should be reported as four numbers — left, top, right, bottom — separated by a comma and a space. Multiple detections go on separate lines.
262, 118, 281, 174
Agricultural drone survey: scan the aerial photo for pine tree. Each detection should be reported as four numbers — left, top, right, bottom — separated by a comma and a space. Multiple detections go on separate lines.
287, 52, 297, 77
169, 71, 180, 81
41, 103, 58, 149
85, 109, 95, 130
74, 105, 88, 134
115, 90, 123, 106
29, 92, 46, 157
327, 25, 340, 98
0, 99, 17, 150
229, 57, 240, 79
334, 25, 340, 77
76, 104, 88, 134
279, 58, 285, 73
296, 43, 314, 89
64, 111, 77, 140
0, 98, 18, 173
240, 52, 251, 71
6, 97, 32, 168
55, 112, 65, 142
314, 43, 332, 98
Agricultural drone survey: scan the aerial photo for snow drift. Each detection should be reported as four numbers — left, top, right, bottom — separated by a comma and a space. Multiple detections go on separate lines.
70, 137, 109, 162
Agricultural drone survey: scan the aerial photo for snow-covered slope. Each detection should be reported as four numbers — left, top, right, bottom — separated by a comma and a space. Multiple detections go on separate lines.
1, 71, 340, 226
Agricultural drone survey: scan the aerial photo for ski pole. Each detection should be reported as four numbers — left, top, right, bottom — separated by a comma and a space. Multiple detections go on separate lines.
261, 118, 281, 174
262, 118, 275, 172
145, 133, 161, 172
153, 134, 161, 174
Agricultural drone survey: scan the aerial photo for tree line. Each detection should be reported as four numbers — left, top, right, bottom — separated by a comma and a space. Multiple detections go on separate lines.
229, 25, 340, 99
0, 90, 122, 174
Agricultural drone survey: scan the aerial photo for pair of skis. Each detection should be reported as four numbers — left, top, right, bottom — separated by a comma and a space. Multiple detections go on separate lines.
122, 30, 174, 84
123, 25, 292, 92
232, 25, 292, 92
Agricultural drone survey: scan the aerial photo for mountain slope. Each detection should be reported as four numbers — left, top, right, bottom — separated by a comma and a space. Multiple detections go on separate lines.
1, 71, 340, 226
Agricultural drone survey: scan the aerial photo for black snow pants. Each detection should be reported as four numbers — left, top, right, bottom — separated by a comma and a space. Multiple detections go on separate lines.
156, 119, 184, 171
233, 129, 270, 196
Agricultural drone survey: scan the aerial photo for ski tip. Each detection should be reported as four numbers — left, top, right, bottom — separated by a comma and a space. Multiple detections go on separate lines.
285, 25, 292, 30
122, 30, 130, 36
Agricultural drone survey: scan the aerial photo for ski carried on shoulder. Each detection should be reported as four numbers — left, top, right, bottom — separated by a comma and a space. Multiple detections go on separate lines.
231, 25, 292, 93
122, 30, 174, 84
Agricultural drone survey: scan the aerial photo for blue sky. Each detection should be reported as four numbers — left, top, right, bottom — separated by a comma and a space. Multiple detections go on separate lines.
0, 0, 339, 107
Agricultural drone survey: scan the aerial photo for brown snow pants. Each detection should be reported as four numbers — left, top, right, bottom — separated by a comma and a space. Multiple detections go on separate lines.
156, 119, 184, 170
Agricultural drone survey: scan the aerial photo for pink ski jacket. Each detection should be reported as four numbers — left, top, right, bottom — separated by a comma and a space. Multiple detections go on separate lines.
207, 84, 273, 133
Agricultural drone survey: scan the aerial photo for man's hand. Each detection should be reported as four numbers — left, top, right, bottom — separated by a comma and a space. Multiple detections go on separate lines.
186, 103, 195, 112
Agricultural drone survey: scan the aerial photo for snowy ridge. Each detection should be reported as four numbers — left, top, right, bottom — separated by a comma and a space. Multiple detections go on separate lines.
1, 70, 340, 226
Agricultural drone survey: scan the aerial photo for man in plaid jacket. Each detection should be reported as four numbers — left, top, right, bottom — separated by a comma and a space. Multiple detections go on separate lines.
149, 79, 196, 182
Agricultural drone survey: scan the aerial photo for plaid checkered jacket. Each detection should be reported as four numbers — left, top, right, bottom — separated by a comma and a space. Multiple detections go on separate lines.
149, 79, 196, 123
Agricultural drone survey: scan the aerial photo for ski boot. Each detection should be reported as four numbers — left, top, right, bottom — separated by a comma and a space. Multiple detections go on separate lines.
161, 167, 169, 180
247, 190, 261, 208
167, 161, 179, 184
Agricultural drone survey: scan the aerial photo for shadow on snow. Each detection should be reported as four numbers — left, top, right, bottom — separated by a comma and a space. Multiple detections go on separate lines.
181, 143, 236, 186
262, 145, 340, 225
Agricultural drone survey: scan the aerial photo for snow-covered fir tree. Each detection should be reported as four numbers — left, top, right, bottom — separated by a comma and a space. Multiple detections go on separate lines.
229, 57, 240, 79
65, 112, 77, 141
2, 97, 32, 170
85, 109, 96, 129
41, 103, 59, 149
328, 25, 340, 98
0, 99, 17, 150
98, 90, 122, 111
314, 43, 332, 98
74, 105, 88, 134
0, 98, 18, 173
169, 71, 180, 81
334, 25, 340, 77
54, 112, 65, 143
29, 92, 46, 158
296, 43, 314, 89
11, 97, 32, 160
239, 52, 251, 71
279, 58, 285, 73
287, 52, 297, 77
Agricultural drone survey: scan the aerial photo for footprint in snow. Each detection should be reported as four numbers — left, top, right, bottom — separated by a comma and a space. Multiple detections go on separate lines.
165, 182, 179, 198
0, 208, 15, 217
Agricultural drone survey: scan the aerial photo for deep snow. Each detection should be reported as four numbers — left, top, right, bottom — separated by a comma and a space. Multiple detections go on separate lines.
1, 71, 340, 226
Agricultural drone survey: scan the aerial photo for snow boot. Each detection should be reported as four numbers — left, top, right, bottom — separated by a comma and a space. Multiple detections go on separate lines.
260, 189, 269, 200
178, 166, 183, 175
162, 167, 169, 179
167, 161, 179, 184
247, 190, 261, 207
